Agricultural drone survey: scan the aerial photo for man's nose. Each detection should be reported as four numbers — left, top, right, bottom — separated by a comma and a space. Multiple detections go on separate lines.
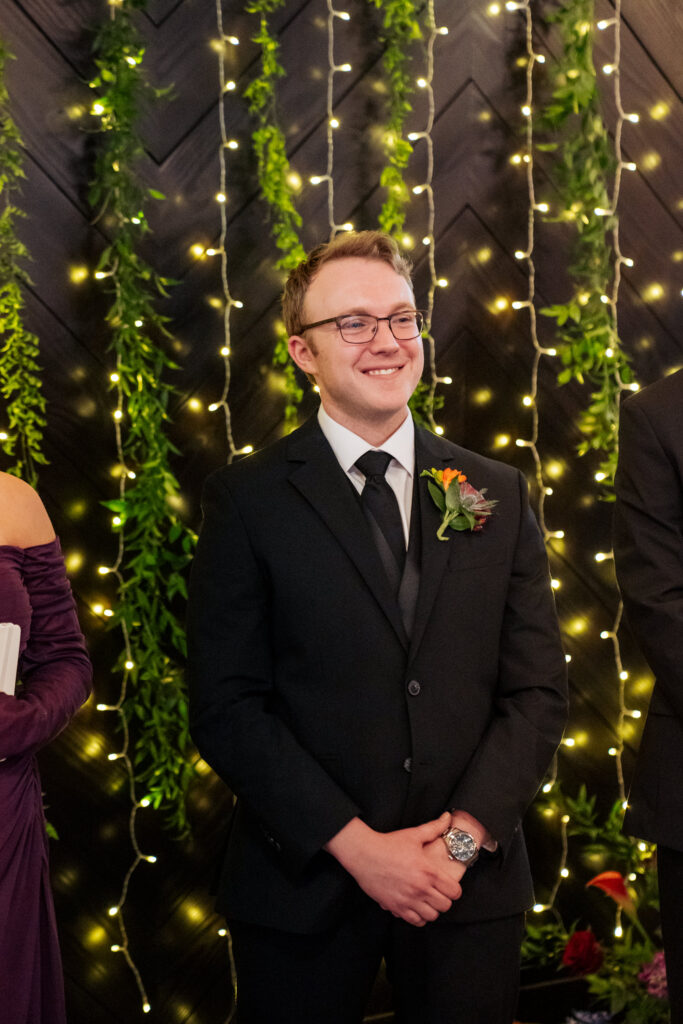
368, 319, 400, 350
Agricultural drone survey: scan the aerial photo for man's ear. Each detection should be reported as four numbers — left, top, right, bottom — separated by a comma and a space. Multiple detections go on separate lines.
287, 334, 317, 377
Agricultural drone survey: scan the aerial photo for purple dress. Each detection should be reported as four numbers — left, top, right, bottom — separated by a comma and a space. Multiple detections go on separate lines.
0, 539, 92, 1024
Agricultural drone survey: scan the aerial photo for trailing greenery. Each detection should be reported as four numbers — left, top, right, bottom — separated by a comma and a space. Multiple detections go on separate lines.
89, 2, 194, 833
244, 0, 306, 431
0, 40, 47, 486
538, 0, 634, 490
370, 0, 422, 238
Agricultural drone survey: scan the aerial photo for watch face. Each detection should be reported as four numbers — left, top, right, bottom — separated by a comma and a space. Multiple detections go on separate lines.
446, 829, 477, 862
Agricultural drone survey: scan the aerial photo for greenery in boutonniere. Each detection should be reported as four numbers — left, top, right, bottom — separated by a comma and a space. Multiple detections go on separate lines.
421, 466, 497, 539
538, 0, 634, 491
0, 39, 47, 486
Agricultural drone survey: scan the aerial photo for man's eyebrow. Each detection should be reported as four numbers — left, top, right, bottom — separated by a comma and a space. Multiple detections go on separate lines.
336, 304, 417, 316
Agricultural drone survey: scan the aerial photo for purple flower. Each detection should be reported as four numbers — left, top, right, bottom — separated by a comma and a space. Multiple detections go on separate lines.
638, 950, 668, 999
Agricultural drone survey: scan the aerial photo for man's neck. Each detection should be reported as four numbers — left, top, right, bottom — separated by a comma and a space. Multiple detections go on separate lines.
320, 405, 411, 448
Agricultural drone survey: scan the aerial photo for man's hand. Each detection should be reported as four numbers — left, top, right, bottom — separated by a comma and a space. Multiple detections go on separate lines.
324, 813, 463, 927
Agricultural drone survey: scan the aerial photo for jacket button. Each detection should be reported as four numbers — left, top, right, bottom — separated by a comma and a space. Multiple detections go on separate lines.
264, 832, 282, 853
407, 679, 421, 696
403, 757, 412, 773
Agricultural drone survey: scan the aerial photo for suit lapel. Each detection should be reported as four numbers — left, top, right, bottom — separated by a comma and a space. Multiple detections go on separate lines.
409, 427, 456, 659
287, 418, 409, 650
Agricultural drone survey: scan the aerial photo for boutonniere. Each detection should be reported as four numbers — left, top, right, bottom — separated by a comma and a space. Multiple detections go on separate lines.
421, 467, 497, 540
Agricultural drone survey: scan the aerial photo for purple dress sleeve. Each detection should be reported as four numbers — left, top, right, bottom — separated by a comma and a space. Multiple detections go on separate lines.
0, 538, 92, 757
0, 538, 92, 1024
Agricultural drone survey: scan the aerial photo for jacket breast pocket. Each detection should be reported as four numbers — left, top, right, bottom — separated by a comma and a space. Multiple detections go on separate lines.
446, 540, 507, 573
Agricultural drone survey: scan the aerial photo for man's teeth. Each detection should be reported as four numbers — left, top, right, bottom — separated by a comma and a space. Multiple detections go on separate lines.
367, 367, 399, 375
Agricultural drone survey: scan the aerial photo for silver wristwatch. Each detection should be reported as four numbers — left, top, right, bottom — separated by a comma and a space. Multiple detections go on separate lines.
441, 826, 479, 866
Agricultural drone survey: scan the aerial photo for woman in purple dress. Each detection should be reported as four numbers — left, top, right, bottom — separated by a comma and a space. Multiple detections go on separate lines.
0, 471, 92, 1024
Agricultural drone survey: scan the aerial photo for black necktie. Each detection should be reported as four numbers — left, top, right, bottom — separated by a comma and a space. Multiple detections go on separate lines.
355, 450, 406, 574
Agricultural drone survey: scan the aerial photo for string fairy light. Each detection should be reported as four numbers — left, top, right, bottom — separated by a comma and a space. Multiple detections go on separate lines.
205, 0, 249, 465
92, 5, 155, 1010
505, 0, 573, 917
594, 0, 643, 805
309, 2, 354, 238
511, 0, 650, 935
408, 0, 448, 433
506, 0, 557, 544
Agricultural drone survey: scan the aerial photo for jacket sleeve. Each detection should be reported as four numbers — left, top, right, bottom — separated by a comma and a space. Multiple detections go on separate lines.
0, 541, 92, 759
614, 393, 683, 718
186, 471, 361, 874
446, 469, 569, 848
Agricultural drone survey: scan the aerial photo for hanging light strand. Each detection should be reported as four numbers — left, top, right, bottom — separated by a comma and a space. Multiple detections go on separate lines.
509, 0, 556, 541
312, 1, 354, 238
410, 1, 445, 433
598, 0, 641, 803
506, 0, 569, 921
94, 4, 154, 1011
207, 0, 243, 464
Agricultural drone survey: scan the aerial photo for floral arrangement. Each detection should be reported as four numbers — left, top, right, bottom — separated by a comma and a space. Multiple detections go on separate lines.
558, 869, 668, 1023
521, 788, 669, 1024
421, 467, 497, 539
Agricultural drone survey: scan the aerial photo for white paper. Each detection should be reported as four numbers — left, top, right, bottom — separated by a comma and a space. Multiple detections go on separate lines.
0, 622, 21, 696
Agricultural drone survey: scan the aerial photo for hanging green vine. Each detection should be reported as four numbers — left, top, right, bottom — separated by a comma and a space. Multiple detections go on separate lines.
0, 40, 47, 486
89, 2, 194, 833
370, 0, 421, 238
538, 0, 634, 490
244, 0, 306, 432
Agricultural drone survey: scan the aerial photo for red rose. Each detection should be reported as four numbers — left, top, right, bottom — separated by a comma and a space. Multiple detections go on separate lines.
562, 930, 604, 975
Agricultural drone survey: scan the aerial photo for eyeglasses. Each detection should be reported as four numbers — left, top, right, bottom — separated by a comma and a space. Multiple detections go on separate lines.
299, 309, 426, 345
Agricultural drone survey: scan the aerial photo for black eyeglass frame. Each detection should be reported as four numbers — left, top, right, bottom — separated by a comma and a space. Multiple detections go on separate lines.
298, 309, 427, 344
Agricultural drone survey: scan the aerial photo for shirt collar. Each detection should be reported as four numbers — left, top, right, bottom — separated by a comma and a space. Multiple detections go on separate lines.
318, 405, 415, 477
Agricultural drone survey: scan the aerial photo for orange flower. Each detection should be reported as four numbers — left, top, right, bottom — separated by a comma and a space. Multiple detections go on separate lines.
586, 870, 636, 916
442, 467, 466, 490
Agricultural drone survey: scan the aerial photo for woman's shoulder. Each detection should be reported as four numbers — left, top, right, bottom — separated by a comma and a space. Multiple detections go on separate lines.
0, 472, 55, 548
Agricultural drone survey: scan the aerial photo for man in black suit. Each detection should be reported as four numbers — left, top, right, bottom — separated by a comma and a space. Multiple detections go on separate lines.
614, 368, 683, 1022
187, 231, 568, 1023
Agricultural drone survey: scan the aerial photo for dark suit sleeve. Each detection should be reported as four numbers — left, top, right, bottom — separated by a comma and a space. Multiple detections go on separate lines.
446, 470, 568, 847
614, 394, 683, 719
187, 471, 361, 874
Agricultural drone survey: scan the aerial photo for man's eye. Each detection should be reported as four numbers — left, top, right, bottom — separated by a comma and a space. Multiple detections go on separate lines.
341, 317, 372, 331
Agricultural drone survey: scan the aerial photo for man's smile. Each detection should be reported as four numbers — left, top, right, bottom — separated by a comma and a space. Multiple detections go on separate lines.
363, 366, 403, 376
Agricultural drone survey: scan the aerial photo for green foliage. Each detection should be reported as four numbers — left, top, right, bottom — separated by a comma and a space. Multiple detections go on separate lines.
370, 0, 422, 237
521, 918, 571, 966
539, 0, 633, 491
408, 378, 443, 427
0, 40, 47, 486
244, 1, 306, 432
90, 3, 194, 833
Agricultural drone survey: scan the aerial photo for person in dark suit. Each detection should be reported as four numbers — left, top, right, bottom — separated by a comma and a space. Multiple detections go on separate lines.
614, 367, 683, 1022
187, 231, 568, 1023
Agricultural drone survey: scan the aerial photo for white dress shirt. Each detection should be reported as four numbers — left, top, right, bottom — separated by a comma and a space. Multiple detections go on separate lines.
318, 406, 414, 547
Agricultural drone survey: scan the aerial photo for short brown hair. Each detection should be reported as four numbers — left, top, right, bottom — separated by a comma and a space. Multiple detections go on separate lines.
281, 230, 414, 337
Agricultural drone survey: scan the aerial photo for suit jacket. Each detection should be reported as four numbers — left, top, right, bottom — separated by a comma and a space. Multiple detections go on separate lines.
187, 416, 568, 933
614, 369, 683, 851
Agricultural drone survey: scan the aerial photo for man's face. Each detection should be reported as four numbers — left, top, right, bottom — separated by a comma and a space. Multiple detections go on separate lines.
288, 257, 425, 442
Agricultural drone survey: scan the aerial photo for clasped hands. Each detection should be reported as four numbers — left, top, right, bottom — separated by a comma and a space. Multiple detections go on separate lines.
325, 812, 465, 928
